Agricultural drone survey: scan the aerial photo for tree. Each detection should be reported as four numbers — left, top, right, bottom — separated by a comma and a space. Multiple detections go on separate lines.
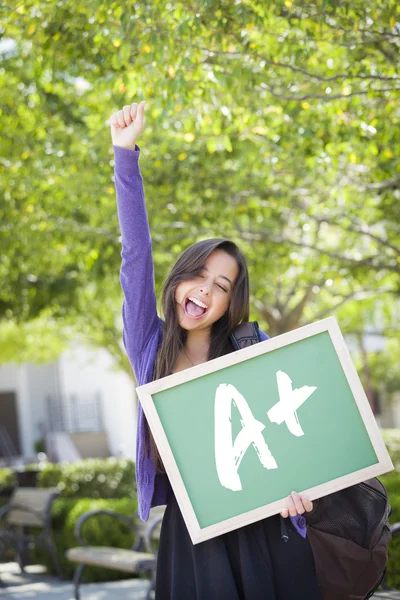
1, 0, 399, 376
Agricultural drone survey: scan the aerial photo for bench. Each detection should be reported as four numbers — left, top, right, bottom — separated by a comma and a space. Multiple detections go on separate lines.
67, 509, 399, 599
66, 505, 165, 600
0, 486, 63, 578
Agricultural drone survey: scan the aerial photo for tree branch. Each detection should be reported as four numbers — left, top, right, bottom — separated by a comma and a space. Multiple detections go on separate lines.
364, 176, 400, 191
259, 82, 398, 102
197, 41, 400, 84
285, 198, 400, 257
240, 229, 400, 274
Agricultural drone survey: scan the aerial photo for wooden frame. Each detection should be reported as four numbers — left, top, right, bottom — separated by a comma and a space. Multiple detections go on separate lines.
137, 316, 393, 544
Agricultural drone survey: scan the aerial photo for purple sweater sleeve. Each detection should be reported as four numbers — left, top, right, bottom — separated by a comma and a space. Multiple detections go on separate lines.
113, 145, 161, 376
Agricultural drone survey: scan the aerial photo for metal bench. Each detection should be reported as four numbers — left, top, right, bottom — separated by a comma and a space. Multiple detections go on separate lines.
0, 486, 63, 578
67, 510, 399, 599
66, 505, 165, 600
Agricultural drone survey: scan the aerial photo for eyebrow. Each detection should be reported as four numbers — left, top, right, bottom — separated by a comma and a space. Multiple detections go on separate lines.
203, 267, 233, 287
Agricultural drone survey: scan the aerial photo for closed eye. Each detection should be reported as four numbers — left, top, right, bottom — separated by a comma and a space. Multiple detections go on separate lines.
216, 283, 228, 292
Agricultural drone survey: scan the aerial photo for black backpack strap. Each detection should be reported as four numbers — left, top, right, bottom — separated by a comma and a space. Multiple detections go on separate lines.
230, 321, 260, 350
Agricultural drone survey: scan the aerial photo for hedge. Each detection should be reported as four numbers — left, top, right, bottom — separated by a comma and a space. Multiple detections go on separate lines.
0, 467, 15, 489
380, 429, 400, 590
0, 458, 136, 499
37, 457, 136, 499
32, 496, 138, 582
1, 431, 399, 587
0, 458, 138, 583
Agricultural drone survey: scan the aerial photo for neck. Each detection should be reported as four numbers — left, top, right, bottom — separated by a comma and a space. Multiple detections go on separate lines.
184, 329, 211, 362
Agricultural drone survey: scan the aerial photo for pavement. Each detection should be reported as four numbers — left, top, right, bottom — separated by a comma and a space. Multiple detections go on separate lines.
1, 562, 399, 599
0, 563, 150, 599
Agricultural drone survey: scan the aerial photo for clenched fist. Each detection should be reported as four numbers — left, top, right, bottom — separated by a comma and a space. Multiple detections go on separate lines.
109, 101, 146, 150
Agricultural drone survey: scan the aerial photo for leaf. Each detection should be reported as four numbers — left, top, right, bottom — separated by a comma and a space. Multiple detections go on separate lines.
224, 135, 233, 152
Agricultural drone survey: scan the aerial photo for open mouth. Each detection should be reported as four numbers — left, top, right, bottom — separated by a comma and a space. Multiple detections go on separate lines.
184, 296, 209, 319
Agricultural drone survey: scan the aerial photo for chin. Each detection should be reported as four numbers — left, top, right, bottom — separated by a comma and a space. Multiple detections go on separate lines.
179, 316, 212, 331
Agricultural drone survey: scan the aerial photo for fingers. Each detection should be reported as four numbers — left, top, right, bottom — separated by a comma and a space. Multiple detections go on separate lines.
123, 105, 133, 126
130, 103, 138, 121
109, 110, 126, 129
280, 492, 313, 518
109, 102, 145, 130
136, 100, 145, 120
300, 493, 313, 513
132, 101, 145, 132
109, 112, 119, 127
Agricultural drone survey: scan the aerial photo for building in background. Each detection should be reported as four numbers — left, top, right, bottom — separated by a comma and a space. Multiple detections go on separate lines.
0, 332, 399, 465
0, 344, 136, 464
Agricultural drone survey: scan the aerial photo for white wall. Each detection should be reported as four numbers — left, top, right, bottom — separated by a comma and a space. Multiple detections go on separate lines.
391, 392, 400, 428
58, 345, 136, 458
0, 361, 60, 457
26, 362, 60, 454
0, 363, 18, 391
0, 348, 137, 460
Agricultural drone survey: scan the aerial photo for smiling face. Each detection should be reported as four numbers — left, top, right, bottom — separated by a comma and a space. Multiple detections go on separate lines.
175, 249, 239, 332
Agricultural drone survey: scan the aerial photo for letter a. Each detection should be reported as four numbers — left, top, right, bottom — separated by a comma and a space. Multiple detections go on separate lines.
214, 383, 278, 492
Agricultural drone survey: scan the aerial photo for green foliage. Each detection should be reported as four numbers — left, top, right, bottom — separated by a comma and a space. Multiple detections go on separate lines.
3, 431, 400, 586
382, 429, 400, 468
33, 439, 45, 454
0, 467, 16, 489
380, 471, 400, 589
32, 497, 138, 582
37, 458, 136, 499
380, 429, 400, 589
366, 342, 400, 394
1, 0, 399, 372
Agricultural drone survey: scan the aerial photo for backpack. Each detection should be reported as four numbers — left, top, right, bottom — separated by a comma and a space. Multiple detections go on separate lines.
230, 322, 392, 600
305, 478, 391, 600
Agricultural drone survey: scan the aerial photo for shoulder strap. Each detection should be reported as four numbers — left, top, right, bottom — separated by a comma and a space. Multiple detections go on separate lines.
230, 321, 260, 350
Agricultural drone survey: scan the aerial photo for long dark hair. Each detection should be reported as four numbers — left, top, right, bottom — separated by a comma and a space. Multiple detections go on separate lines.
149, 239, 250, 469
154, 238, 250, 380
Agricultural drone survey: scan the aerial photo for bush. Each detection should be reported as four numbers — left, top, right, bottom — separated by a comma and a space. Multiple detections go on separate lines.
9, 432, 400, 588
32, 496, 138, 582
0, 467, 16, 489
3, 458, 138, 582
37, 457, 136, 499
382, 429, 400, 468
34, 439, 45, 454
381, 429, 400, 590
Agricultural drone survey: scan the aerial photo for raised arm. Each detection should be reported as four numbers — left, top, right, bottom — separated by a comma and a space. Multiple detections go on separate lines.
111, 102, 161, 377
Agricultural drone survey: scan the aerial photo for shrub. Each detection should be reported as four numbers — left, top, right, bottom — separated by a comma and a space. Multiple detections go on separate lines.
15, 431, 400, 588
34, 439, 45, 454
32, 496, 138, 582
381, 429, 400, 590
37, 457, 136, 499
0, 467, 16, 489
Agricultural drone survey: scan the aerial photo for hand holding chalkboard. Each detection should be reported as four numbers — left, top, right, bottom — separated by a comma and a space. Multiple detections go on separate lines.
109, 101, 146, 150
280, 491, 313, 518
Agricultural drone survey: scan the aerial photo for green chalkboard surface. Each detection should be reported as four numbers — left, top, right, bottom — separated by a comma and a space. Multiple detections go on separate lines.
137, 317, 393, 544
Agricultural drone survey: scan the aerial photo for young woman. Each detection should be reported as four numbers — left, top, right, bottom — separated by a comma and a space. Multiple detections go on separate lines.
110, 101, 322, 599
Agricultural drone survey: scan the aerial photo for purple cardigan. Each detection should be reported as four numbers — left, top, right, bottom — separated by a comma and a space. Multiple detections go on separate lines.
114, 145, 306, 538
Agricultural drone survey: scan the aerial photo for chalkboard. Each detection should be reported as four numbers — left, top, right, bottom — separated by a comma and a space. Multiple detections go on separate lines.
137, 317, 393, 544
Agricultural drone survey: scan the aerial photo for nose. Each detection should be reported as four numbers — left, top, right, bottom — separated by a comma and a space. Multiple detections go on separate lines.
199, 280, 211, 295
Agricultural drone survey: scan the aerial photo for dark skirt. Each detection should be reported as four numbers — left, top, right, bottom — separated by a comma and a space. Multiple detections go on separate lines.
155, 493, 322, 600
